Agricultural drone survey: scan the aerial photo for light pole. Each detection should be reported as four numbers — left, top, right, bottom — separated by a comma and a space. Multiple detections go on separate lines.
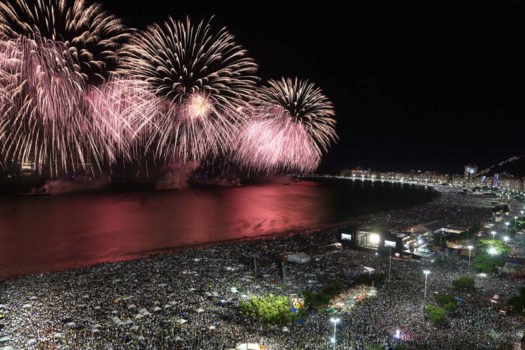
423, 270, 430, 311
504, 236, 509, 243
505, 222, 510, 235
491, 230, 496, 241
467, 246, 473, 273
388, 247, 392, 283
330, 318, 340, 349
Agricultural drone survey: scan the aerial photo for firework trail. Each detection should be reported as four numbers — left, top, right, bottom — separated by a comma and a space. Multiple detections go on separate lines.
0, 36, 119, 176
235, 77, 337, 173
120, 16, 258, 163
0, 0, 128, 84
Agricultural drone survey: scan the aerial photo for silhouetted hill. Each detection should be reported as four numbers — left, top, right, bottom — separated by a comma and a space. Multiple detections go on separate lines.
476, 155, 525, 178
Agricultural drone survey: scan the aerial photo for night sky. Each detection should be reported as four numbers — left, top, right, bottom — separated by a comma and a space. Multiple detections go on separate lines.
105, 1, 524, 174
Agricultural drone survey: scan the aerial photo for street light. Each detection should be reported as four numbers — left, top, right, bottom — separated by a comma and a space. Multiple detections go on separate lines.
515, 216, 519, 230
488, 247, 498, 255
491, 230, 496, 240
467, 246, 473, 272
423, 270, 430, 310
388, 247, 392, 283
505, 222, 510, 235
330, 318, 340, 349
503, 236, 509, 243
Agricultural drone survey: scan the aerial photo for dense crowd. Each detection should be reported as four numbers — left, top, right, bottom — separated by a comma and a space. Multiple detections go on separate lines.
363, 187, 495, 232
0, 190, 523, 349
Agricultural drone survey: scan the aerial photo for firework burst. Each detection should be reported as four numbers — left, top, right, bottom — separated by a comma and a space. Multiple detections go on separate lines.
0, 36, 118, 176
84, 78, 160, 161
258, 77, 337, 152
235, 78, 337, 173
234, 106, 321, 173
0, 0, 128, 84
120, 16, 258, 162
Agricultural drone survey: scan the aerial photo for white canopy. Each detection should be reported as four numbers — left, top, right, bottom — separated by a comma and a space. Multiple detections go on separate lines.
236, 343, 260, 350
287, 253, 311, 264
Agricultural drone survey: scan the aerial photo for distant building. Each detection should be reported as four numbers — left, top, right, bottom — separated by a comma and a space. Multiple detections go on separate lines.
464, 164, 478, 183
18, 162, 36, 176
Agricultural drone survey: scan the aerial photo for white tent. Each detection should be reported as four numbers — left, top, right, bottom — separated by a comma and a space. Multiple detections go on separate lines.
287, 253, 311, 264
236, 343, 260, 350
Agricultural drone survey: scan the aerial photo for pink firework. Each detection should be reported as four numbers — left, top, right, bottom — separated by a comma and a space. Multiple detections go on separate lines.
234, 106, 321, 173
0, 36, 117, 176
149, 92, 245, 162
0, 0, 129, 84
84, 78, 160, 162
120, 17, 257, 163
235, 78, 337, 174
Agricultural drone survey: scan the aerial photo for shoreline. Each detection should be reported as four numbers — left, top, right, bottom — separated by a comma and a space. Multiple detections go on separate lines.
0, 177, 440, 281
1, 178, 494, 282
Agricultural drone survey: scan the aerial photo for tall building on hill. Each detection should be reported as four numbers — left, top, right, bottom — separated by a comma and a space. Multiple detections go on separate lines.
464, 164, 478, 183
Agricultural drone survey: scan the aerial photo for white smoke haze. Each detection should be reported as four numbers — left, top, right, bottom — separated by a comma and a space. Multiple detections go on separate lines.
156, 161, 200, 190
35, 176, 109, 195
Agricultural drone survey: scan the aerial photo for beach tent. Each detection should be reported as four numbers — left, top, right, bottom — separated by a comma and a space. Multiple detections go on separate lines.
287, 253, 311, 264
111, 316, 124, 325
0, 336, 10, 344
236, 343, 260, 350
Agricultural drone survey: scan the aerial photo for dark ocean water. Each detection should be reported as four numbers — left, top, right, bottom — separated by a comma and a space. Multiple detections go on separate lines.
0, 178, 437, 279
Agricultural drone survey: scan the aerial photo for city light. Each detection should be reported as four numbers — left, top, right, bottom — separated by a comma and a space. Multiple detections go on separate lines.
489, 247, 498, 255
503, 236, 509, 242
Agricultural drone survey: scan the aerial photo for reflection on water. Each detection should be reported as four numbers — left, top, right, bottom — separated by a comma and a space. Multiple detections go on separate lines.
0, 179, 436, 278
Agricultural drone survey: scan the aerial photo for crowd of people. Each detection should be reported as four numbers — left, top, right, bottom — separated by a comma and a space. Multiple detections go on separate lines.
362, 187, 496, 232
0, 189, 523, 349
